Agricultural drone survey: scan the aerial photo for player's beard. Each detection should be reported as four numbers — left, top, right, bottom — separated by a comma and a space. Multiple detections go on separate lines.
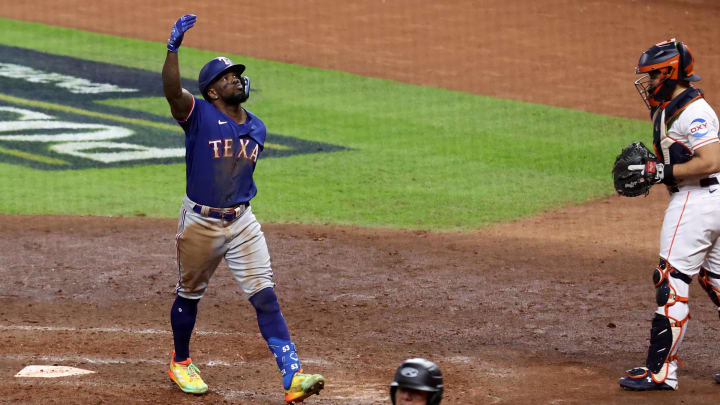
224, 89, 248, 105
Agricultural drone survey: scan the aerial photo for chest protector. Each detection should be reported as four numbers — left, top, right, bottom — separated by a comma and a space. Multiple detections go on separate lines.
652, 88, 704, 165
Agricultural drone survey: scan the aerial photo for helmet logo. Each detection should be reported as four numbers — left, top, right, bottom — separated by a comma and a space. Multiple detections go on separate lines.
400, 367, 419, 378
690, 118, 709, 137
217, 57, 232, 66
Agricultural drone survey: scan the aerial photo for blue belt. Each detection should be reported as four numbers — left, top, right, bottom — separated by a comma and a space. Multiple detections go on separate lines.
192, 202, 249, 221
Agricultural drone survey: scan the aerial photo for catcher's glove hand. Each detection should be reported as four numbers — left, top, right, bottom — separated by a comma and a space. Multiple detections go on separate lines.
612, 142, 663, 197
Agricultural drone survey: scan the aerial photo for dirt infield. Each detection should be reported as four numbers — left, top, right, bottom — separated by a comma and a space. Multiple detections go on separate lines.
3, 1, 720, 404
4, 193, 720, 404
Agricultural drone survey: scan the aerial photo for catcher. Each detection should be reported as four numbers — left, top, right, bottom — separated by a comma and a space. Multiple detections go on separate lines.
614, 40, 720, 391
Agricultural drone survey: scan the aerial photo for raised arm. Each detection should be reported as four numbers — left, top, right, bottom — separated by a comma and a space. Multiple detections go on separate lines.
162, 14, 196, 121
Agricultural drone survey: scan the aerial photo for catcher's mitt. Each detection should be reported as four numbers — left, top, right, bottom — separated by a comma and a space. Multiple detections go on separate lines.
612, 142, 659, 197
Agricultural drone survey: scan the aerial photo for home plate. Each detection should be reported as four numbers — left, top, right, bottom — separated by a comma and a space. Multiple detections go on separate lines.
15, 365, 95, 378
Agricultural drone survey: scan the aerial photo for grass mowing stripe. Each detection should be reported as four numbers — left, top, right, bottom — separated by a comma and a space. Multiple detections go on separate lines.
0, 145, 68, 165
0, 18, 651, 229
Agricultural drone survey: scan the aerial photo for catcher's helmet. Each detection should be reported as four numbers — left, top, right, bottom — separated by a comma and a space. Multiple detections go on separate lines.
634, 39, 701, 110
390, 358, 443, 405
198, 56, 246, 101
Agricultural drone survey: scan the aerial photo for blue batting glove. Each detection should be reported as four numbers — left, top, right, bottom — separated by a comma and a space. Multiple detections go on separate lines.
167, 14, 196, 53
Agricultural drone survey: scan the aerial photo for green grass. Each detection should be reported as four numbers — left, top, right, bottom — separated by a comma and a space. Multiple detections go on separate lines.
0, 17, 650, 230
0, 162, 183, 217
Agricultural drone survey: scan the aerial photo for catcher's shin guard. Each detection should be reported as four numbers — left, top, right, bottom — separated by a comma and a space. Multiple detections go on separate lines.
654, 259, 691, 311
622, 259, 691, 390
641, 259, 691, 387
698, 268, 720, 319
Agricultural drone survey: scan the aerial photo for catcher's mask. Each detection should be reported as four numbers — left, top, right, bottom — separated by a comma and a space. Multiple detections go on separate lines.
390, 358, 443, 405
198, 56, 249, 102
634, 39, 701, 110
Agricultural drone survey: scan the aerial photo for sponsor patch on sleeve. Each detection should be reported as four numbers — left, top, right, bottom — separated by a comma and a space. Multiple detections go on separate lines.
689, 118, 710, 137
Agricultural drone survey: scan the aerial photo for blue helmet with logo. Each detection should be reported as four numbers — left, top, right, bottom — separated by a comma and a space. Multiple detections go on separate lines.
390, 358, 443, 405
198, 56, 246, 101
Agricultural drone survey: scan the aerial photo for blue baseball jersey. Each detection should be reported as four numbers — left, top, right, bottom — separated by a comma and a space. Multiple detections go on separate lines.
177, 97, 267, 208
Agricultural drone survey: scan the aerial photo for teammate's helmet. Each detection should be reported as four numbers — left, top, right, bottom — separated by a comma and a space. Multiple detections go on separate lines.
634, 39, 701, 110
390, 358, 443, 405
198, 56, 246, 101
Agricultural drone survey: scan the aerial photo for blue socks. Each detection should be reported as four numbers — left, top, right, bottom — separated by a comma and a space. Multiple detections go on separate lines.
268, 337, 302, 390
250, 288, 300, 389
249, 287, 291, 341
170, 289, 300, 388
170, 295, 199, 362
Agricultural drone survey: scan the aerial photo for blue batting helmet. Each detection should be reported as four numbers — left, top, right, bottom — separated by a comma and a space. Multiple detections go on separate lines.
198, 56, 246, 101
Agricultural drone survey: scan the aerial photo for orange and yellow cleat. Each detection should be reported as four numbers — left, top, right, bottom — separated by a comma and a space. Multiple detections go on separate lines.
168, 351, 208, 395
284, 370, 325, 403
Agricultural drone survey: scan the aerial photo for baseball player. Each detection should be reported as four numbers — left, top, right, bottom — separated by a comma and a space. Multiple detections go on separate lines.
618, 39, 720, 391
389, 358, 443, 405
162, 14, 325, 403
